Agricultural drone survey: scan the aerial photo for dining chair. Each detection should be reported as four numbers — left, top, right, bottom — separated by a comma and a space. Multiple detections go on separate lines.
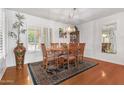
61, 43, 78, 69
77, 43, 85, 62
51, 43, 59, 48
60, 43, 67, 48
51, 43, 61, 56
41, 43, 59, 70
60, 43, 67, 55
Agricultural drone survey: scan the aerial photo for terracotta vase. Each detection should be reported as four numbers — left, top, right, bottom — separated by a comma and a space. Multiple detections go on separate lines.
14, 43, 26, 70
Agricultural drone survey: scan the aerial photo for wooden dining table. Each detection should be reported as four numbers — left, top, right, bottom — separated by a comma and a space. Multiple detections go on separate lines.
46, 47, 67, 52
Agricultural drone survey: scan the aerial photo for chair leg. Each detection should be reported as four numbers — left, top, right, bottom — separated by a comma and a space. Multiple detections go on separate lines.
59, 57, 65, 68
42, 60, 46, 69
67, 60, 70, 69
76, 56, 79, 67
77, 56, 79, 66
45, 64, 48, 70
56, 58, 59, 70
79, 56, 81, 62
82, 56, 84, 62
44, 59, 48, 70
73, 58, 76, 66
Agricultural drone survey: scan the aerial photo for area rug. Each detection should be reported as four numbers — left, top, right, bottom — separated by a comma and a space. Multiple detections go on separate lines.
28, 61, 98, 85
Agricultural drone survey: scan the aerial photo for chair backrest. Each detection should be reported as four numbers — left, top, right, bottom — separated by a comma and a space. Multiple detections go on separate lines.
51, 43, 59, 48
60, 43, 67, 48
78, 43, 85, 55
41, 43, 47, 58
69, 43, 78, 55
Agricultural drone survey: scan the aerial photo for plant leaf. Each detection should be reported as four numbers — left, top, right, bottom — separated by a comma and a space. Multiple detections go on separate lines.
16, 13, 25, 20
13, 22, 19, 28
19, 21, 24, 26
20, 29, 26, 33
8, 32, 17, 39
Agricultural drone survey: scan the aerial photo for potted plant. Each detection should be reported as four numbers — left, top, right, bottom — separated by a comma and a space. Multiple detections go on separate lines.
9, 13, 26, 70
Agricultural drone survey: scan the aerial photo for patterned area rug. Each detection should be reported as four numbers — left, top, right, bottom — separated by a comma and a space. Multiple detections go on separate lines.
28, 61, 98, 85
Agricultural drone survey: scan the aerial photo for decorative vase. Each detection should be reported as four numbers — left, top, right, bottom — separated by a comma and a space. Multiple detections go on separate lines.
14, 43, 26, 70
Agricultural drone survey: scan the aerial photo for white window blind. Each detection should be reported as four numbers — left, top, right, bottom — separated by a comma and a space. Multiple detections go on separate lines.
0, 9, 5, 59
0, 8, 5, 80
0, 25, 2, 58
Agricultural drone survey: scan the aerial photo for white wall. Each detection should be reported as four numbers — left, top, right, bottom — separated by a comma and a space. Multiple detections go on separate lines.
78, 12, 124, 65
5, 9, 68, 67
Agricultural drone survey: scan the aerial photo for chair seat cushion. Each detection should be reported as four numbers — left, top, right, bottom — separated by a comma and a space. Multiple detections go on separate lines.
60, 54, 76, 60
44, 56, 58, 62
77, 54, 83, 57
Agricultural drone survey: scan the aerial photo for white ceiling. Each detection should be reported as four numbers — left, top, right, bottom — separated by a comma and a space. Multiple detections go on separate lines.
8, 8, 124, 25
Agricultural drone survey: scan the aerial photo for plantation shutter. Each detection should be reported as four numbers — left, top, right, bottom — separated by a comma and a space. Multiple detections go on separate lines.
0, 9, 4, 59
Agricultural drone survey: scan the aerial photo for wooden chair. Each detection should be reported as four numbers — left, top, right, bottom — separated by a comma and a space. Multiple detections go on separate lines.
77, 43, 85, 62
41, 43, 59, 70
51, 43, 59, 48
54, 43, 67, 68
51, 43, 60, 56
61, 43, 78, 69
60, 43, 67, 55
60, 43, 67, 48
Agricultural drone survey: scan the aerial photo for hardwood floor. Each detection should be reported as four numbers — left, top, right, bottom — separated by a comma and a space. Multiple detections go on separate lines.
61, 58, 124, 85
1, 57, 124, 85
0, 65, 32, 85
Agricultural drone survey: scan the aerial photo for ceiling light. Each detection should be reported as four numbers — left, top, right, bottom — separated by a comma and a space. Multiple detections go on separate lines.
66, 8, 77, 33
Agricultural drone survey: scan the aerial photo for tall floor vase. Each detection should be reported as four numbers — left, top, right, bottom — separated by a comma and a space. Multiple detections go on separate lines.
14, 43, 26, 70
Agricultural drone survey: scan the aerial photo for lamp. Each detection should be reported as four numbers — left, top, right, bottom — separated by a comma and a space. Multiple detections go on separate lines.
66, 25, 76, 33
65, 8, 77, 33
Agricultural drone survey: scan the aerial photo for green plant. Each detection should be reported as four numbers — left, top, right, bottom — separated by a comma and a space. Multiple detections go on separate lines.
9, 13, 26, 44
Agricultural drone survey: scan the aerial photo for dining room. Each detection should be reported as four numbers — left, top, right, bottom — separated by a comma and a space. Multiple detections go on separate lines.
1, 8, 124, 85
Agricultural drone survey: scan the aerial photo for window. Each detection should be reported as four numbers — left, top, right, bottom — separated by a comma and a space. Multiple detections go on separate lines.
28, 27, 41, 51
43, 27, 52, 47
28, 27, 53, 51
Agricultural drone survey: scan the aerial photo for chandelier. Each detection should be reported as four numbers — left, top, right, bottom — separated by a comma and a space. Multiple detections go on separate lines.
66, 25, 76, 33
65, 8, 77, 33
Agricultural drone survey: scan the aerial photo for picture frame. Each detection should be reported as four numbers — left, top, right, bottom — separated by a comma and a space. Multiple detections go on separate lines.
59, 28, 67, 38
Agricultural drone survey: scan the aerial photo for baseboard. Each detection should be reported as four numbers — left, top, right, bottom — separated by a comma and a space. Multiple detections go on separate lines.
84, 56, 124, 66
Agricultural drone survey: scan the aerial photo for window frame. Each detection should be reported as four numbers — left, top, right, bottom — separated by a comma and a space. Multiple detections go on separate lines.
27, 26, 41, 52
43, 27, 53, 48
